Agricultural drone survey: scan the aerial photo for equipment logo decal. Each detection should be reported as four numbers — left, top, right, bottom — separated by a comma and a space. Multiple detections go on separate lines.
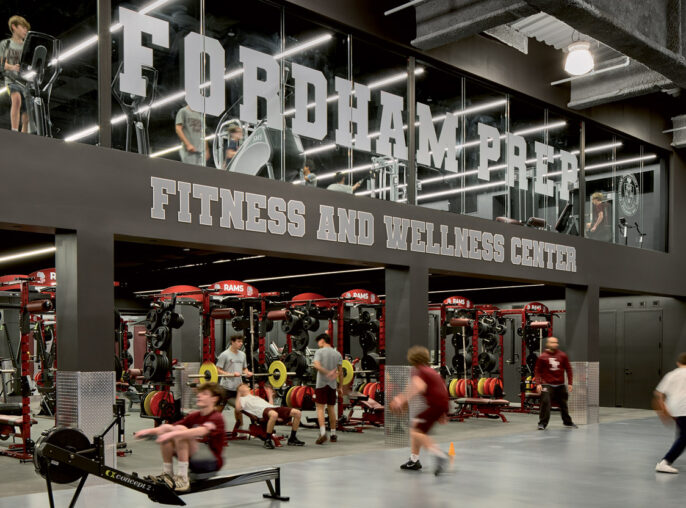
618, 174, 640, 216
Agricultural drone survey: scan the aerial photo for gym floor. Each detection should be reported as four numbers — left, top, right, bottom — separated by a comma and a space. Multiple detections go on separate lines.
0, 405, 683, 507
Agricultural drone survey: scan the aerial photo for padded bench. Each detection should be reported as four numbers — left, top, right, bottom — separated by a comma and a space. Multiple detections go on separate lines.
450, 398, 510, 423
227, 410, 289, 447
0, 414, 37, 438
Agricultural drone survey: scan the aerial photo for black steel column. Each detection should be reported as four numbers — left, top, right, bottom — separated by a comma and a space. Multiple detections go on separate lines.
56, 230, 114, 371
97, 0, 112, 148
406, 57, 417, 205
385, 264, 428, 364
565, 284, 599, 362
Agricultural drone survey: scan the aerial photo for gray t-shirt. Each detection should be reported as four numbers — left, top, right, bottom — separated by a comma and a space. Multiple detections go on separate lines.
175, 106, 204, 165
326, 182, 354, 194
216, 348, 246, 391
314, 347, 342, 389
1, 39, 24, 86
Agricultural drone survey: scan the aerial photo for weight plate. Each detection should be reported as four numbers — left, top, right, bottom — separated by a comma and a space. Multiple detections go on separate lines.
302, 315, 319, 331
145, 309, 158, 331
151, 326, 171, 350
357, 382, 367, 395
150, 391, 174, 418
285, 386, 296, 408
143, 391, 157, 416
268, 360, 288, 389
360, 310, 371, 323
359, 331, 378, 352
449, 378, 458, 398
477, 378, 486, 396
341, 359, 354, 385
361, 353, 379, 372
526, 353, 538, 372
199, 362, 219, 384
291, 329, 309, 351
294, 386, 306, 409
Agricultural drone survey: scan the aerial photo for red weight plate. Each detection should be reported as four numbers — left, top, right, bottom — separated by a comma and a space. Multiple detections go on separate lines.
150, 391, 174, 417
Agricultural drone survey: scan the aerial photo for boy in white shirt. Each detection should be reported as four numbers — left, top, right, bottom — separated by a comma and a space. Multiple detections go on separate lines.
654, 352, 686, 473
235, 383, 304, 449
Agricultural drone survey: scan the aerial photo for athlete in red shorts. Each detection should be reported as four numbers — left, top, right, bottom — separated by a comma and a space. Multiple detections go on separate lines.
391, 345, 450, 475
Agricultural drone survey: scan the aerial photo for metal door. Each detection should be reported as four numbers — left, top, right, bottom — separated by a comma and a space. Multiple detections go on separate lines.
599, 310, 617, 406
622, 310, 662, 409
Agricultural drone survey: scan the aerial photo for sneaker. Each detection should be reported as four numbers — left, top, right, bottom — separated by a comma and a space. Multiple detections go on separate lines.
564, 423, 578, 429
400, 459, 422, 471
537, 424, 546, 430
434, 455, 448, 476
287, 437, 305, 446
263, 438, 275, 449
315, 434, 328, 445
173, 475, 190, 492
148, 473, 175, 489
656, 460, 679, 474
330, 434, 338, 442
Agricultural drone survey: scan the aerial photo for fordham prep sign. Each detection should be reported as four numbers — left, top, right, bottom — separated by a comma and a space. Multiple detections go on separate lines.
121, 8, 578, 202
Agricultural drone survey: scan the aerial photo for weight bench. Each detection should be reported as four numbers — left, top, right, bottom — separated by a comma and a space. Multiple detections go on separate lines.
337, 391, 384, 431
228, 410, 288, 447
450, 398, 510, 423
0, 413, 37, 461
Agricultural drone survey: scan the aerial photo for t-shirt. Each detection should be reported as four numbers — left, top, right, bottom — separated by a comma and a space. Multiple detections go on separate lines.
412, 365, 449, 413
326, 183, 354, 194
238, 394, 276, 418
1, 39, 24, 86
534, 350, 573, 386
176, 410, 225, 468
175, 106, 204, 164
313, 346, 342, 389
216, 348, 246, 391
656, 367, 686, 417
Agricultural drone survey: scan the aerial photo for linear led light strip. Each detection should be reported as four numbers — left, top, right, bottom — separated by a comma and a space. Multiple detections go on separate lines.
65, 34, 333, 143
0, 246, 56, 264
308, 120, 568, 186
365, 98, 507, 141
429, 284, 545, 296
53, 0, 175, 65
283, 68, 426, 117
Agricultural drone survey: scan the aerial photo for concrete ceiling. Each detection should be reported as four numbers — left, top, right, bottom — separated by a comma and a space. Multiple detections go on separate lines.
403, 0, 685, 109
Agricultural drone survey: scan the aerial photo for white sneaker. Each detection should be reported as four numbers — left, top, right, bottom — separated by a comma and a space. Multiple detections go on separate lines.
173, 474, 191, 492
655, 460, 679, 474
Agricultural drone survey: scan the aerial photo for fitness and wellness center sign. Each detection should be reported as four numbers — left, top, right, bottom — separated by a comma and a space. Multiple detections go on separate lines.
121, 8, 579, 201
150, 177, 577, 273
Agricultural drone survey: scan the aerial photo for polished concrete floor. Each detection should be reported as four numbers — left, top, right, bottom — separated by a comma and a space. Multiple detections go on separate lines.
0, 406, 684, 507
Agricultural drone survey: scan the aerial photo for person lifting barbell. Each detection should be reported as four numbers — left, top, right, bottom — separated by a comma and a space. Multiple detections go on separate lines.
215, 335, 253, 434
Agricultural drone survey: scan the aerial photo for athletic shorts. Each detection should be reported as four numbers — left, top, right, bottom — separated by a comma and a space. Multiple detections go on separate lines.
261, 406, 292, 421
412, 407, 445, 434
7, 84, 26, 113
225, 390, 237, 407
189, 443, 218, 473
315, 385, 337, 406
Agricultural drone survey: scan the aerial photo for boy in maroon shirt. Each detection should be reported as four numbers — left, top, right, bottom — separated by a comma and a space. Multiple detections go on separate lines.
390, 345, 450, 475
534, 337, 577, 430
135, 383, 227, 492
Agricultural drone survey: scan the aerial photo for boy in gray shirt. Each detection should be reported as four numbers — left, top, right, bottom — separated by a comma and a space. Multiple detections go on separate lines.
175, 105, 208, 166
312, 333, 342, 444
216, 335, 253, 431
1, 16, 30, 132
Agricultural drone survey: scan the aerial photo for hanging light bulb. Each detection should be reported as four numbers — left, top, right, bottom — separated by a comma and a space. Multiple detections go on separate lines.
564, 41, 594, 76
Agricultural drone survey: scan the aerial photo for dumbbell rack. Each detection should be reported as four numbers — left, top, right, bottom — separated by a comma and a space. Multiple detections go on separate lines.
500, 302, 564, 414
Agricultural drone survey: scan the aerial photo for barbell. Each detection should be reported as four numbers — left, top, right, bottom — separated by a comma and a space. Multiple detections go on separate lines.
189, 360, 293, 389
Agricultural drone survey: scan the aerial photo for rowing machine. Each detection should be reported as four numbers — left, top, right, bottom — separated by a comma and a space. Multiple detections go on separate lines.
33, 403, 289, 506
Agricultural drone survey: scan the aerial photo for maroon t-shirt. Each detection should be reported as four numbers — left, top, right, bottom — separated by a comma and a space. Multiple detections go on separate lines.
534, 350, 573, 386
177, 410, 226, 468
413, 365, 449, 412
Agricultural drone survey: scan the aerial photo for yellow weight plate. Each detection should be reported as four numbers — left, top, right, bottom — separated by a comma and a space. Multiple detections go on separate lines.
341, 359, 354, 385
357, 382, 367, 395
143, 391, 157, 416
449, 378, 458, 398
268, 360, 288, 389
286, 386, 296, 408
477, 378, 487, 396
199, 362, 219, 383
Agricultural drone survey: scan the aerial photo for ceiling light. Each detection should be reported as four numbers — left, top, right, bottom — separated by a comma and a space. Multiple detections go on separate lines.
564, 41, 594, 76
244, 266, 383, 283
